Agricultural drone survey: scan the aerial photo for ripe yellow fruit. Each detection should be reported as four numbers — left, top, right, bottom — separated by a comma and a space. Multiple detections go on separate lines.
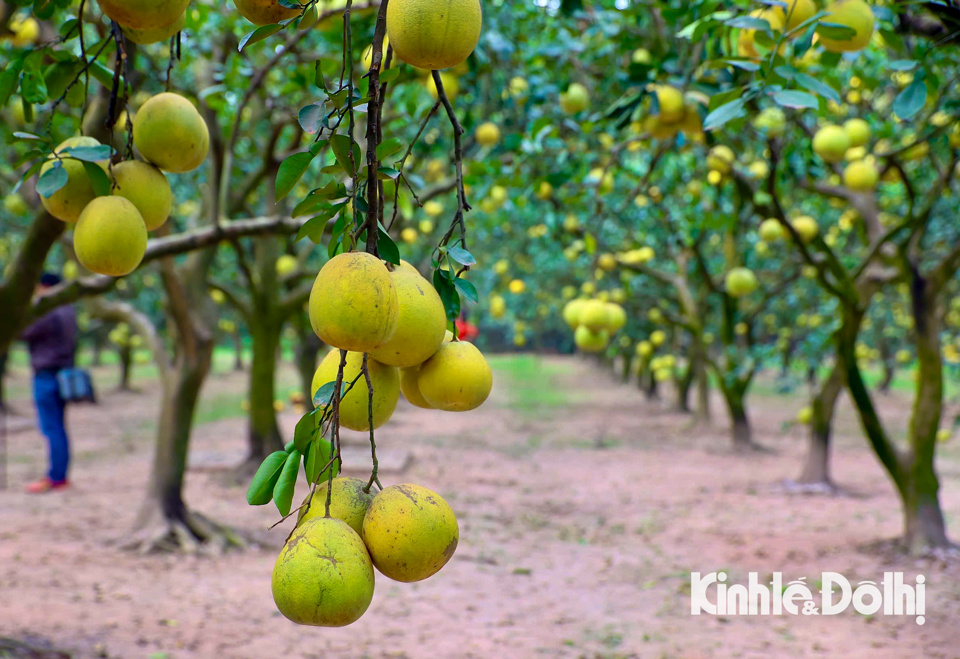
597, 253, 617, 271
636, 340, 653, 358
399, 365, 434, 408
792, 215, 819, 243
133, 93, 209, 173
272, 518, 375, 627
417, 341, 492, 411
812, 124, 850, 163
819, 0, 875, 53
737, 9, 784, 58
10, 17, 40, 46
96, 0, 189, 30
401, 227, 418, 244
796, 406, 813, 424
655, 85, 685, 124
650, 329, 666, 346
843, 117, 870, 147
110, 160, 172, 231
560, 83, 590, 115
309, 252, 399, 352
578, 299, 610, 332
234, 0, 300, 26
605, 303, 627, 332
362, 483, 459, 582
843, 159, 879, 191
312, 350, 399, 431
537, 181, 554, 200
508, 278, 526, 294
276, 254, 298, 276
489, 294, 506, 319
426, 71, 460, 99
725, 267, 759, 298
39, 137, 109, 223
475, 122, 501, 147
771, 0, 817, 32
562, 299, 586, 328
386, 0, 481, 70
298, 477, 376, 536
575, 325, 608, 352
706, 145, 735, 174
73, 197, 148, 277
759, 218, 785, 242
121, 11, 185, 44
370, 268, 446, 368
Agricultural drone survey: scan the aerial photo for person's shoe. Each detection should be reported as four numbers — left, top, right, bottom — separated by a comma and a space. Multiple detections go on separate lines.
25, 478, 69, 494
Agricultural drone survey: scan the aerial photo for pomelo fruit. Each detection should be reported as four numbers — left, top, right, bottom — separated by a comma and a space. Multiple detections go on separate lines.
578, 300, 610, 333
369, 267, 446, 368
386, 0, 482, 70
818, 0, 874, 53
362, 483, 458, 582
96, 0, 189, 30
416, 341, 492, 412
110, 160, 172, 231
73, 197, 148, 277
725, 267, 759, 298
399, 365, 434, 409
475, 122, 500, 147
132, 92, 209, 173
272, 518, 375, 626
813, 124, 850, 163
574, 325, 609, 353
298, 477, 376, 536
234, 0, 300, 26
308, 252, 399, 353
39, 137, 109, 223
122, 11, 185, 45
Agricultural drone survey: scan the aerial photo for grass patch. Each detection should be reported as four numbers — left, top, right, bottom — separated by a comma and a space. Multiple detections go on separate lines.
489, 354, 572, 416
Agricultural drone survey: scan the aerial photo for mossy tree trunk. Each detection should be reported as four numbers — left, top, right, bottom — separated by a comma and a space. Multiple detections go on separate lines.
295, 314, 323, 405
798, 363, 843, 487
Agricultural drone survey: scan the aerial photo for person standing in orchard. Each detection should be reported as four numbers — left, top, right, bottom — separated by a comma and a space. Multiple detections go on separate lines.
20, 274, 78, 494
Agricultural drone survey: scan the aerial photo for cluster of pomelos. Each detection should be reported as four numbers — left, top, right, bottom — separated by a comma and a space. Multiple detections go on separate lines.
38, 91, 208, 278
562, 297, 627, 353
273, 478, 459, 626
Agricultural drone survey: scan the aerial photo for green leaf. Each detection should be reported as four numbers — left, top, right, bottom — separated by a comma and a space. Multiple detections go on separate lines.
330, 134, 360, 176
304, 437, 341, 484
245, 450, 288, 505
313, 380, 338, 407
447, 245, 476, 266
376, 138, 404, 161
273, 450, 301, 517
36, 162, 67, 198
60, 144, 111, 162
378, 228, 401, 265
433, 268, 460, 321
239, 23, 283, 52
794, 73, 840, 104
771, 89, 818, 110
888, 59, 918, 72
276, 152, 315, 201
815, 21, 857, 41
380, 68, 400, 84
893, 78, 927, 120
298, 103, 325, 134
83, 162, 111, 197
453, 277, 478, 304
703, 97, 746, 131
293, 409, 319, 453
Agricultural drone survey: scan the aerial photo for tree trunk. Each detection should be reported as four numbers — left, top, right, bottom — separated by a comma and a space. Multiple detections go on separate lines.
676, 365, 693, 413
621, 352, 634, 384
797, 365, 842, 488
720, 382, 754, 450
233, 332, 244, 371
0, 352, 6, 411
691, 340, 710, 422
118, 345, 133, 391
243, 319, 284, 470
295, 317, 323, 404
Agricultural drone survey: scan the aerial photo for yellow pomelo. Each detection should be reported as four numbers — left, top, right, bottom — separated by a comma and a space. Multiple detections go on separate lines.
416, 341, 492, 412
489, 294, 506, 318
574, 325, 609, 353
560, 82, 590, 115
111, 160, 172, 231
819, 0, 874, 53
39, 137, 109, 223
74, 197, 148, 277
771, 0, 817, 32
655, 85, 685, 124
400, 365, 434, 409
759, 218, 785, 242
605, 303, 627, 332
234, 0, 300, 26
369, 269, 446, 367
272, 518, 375, 627
843, 117, 870, 147
843, 159, 878, 191
308, 252, 399, 352
311, 350, 399, 431
298, 477, 376, 536
791, 215, 819, 243
121, 11, 185, 45
97, 0, 189, 30
276, 254, 298, 276
386, 0, 482, 70
812, 124, 850, 163
475, 122, 501, 147
362, 483, 458, 583
132, 92, 209, 173
706, 145, 735, 174
578, 299, 610, 332
737, 9, 784, 58
562, 299, 587, 328
725, 267, 759, 297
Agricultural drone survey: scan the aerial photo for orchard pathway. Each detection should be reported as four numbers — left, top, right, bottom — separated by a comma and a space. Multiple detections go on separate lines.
0, 354, 958, 658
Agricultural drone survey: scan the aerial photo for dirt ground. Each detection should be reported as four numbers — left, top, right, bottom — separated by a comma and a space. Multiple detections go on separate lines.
1, 354, 959, 659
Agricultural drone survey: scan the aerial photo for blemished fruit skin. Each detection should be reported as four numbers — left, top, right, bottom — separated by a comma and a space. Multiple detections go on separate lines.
578, 299, 610, 332
362, 484, 459, 583
812, 125, 850, 163
370, 269, 446, 368
97, 0, 190, 30
725, 267, 759, 298
39, 137, 108, 223
133, 93, 210, 173
312, 350, 400, 431
298, 477, 376, 536
234, 0, 300, 26
400, 365, 434, 409
272, 518, 375, 627
121, 11, 185, 45
309, 252, 399, 353
387, 0, 482, 70
111, 160, 172, 231
73, 197, 148, 277
574, 325, 609, 353
417, 341, 492, 411
818, 0, 875, 53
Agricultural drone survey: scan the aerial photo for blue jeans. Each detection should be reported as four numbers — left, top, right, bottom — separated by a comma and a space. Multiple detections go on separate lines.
33, 370, 69, 482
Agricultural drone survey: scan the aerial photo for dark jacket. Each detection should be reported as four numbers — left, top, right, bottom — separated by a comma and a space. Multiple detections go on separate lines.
21, 305, 78, 372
